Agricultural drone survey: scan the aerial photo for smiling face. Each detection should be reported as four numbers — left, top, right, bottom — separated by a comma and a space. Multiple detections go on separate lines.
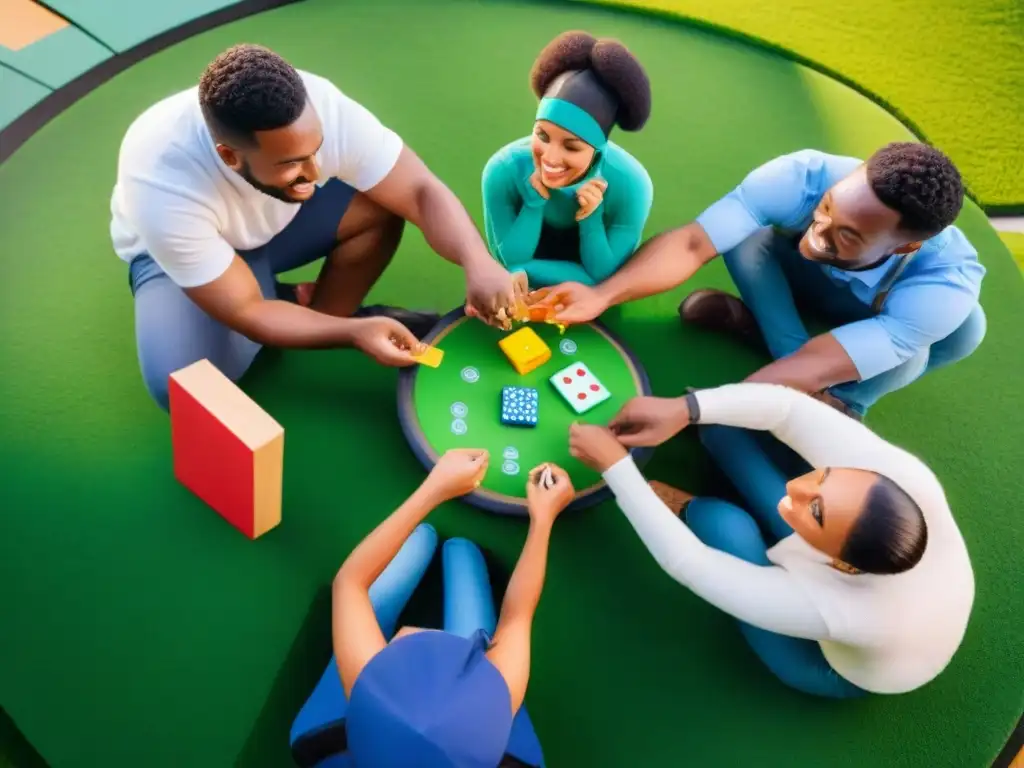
215, 101, 324, 203
777, 466, 877, 562
531, 119, 596, 188
798, 166, 923, 269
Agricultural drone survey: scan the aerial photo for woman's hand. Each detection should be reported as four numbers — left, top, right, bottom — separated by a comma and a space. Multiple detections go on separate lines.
575, 178, 607, 221
528, 169, 551, 201
607, 396, 691, 448
526, 463, 575, 525
425, 449, 490, 502
568, 423, 628, 472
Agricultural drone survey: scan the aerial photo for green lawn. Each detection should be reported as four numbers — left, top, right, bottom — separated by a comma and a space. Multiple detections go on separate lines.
574, 0, 1024, 211
999, 231, 1024, 270
1, 0, 1022, 766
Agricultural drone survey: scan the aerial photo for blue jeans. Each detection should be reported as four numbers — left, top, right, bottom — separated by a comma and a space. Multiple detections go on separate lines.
128, 179, 356, 410
683, 424, 867, 699
290, 525, 544, 767
722, 228, 987, 416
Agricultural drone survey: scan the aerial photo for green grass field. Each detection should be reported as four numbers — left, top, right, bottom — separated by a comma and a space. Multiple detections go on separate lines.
999, 231, 1024, 270
1, 0, 1022, 766
575, 0, 1024, 211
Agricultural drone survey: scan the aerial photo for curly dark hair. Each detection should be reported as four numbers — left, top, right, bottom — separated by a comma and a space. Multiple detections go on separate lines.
866, 142, 964, 235
198, 43, 307, 146
530, 31, 651, 131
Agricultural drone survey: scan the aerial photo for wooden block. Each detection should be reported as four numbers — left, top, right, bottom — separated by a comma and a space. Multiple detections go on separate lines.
168, 360, 283, 539
498, 327, 551, 375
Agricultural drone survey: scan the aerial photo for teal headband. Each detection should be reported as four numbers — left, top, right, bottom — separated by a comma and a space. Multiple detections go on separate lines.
535, 97, 608, 150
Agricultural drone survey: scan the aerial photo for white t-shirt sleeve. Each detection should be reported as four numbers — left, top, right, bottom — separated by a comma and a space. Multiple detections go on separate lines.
305, 73, 403, 191
602, 456, 832, 640
120, 175, 236, 289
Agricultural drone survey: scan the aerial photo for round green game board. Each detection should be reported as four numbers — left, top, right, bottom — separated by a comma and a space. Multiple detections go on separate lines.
397, 308, 652, 514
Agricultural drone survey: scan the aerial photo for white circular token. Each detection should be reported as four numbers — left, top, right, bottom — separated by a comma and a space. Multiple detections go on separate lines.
559, 339, 578, 355
501, 460, 520, 476
450, 402, 468, 418
450, 418, 467, 435
460, 366, 480, 383
502, 446, 519, 460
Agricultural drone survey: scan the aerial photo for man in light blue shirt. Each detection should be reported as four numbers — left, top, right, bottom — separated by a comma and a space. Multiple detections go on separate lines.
532, 142, 986, 420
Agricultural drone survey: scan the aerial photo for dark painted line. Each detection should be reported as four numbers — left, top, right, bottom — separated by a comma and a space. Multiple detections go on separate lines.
0, 61, 53, 92
33, 0, 122, 55
0, 0, 305, 165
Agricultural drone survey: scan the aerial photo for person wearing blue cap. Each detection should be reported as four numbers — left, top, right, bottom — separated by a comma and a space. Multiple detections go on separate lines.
480, 31, 654, 289
290, 448, 575, 767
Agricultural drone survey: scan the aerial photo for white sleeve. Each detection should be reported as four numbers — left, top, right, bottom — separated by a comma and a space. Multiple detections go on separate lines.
307, 74, 403, 191
602, 456, 831, 640
120, 175, 235, 288
693, 383, 946, 508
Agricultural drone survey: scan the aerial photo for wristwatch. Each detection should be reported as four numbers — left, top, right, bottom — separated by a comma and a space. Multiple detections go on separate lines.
683, 387, 701, 425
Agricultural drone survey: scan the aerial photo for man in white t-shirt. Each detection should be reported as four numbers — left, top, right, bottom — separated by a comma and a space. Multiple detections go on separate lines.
111, 44, 517, 409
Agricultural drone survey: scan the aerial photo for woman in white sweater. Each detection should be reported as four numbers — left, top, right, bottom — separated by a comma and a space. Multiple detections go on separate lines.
568, 382, 974, 698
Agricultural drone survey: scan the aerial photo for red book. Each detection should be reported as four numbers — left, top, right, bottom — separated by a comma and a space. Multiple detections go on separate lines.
168, 360, 284, 539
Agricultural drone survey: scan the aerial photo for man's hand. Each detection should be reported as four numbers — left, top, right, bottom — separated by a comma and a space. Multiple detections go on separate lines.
530, 281, 609, 325
575, 178, 607, 222
424, 448, 490, 502
349, 317, 421, 367
464, 258, 518, 330
525, 463, 575, 525
568, 423, 629, 472
607, 396, 691, 448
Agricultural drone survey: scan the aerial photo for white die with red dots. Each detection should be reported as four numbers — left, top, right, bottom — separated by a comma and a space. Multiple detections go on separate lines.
549, 362, 611, 414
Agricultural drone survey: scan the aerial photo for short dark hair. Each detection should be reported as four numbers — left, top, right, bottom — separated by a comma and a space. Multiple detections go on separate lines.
866, 141, 964, 236
198, 43, 307, 147
840, 475, 927, 575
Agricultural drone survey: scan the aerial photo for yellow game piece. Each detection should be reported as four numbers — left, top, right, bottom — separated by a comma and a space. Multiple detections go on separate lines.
413, 345, 444, 368
498, 327, 551, 375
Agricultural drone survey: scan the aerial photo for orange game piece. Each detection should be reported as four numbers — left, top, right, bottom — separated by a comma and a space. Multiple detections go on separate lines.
168, 359, 284, 539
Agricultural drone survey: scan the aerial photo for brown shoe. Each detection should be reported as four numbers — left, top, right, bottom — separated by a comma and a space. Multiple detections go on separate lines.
679, 289, 762, 347
649, 481, 694, 517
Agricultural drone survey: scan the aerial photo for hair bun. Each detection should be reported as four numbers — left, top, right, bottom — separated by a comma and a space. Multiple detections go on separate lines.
590, 39, 651, 131
529, 31, 597, 98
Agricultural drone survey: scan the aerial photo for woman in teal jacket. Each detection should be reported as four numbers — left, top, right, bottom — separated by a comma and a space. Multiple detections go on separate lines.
482, 31, 654, 288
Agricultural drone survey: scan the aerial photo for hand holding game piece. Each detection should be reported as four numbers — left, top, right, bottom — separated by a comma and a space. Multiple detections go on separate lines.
526, 463, 574, 524
350, 317, 420, 367
568, 422, 628, 472
607, 395, 691, 448
464, 257, 517, 330
426, 448, 490, 501
531, 281, 609, 326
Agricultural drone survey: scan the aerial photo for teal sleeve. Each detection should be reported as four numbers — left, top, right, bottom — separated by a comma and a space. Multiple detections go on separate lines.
481, 151, 547, 267
519, 259, 596, 287
577, 163, 653, 283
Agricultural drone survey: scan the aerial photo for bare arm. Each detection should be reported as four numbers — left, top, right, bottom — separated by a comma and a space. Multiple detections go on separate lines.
595, 222, 719, 307
745, 332, 860, 393
184, 256, 360, 348
365, 145, 494, 274
485, 518, 554, 713
332, 482, 443, 698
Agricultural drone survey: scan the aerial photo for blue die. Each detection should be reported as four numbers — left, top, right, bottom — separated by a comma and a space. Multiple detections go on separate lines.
501, 386, 538, 427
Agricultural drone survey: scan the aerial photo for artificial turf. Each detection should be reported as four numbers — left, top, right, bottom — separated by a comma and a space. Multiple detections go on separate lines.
0, 0, 1022, 766
574, 0, 1024, 211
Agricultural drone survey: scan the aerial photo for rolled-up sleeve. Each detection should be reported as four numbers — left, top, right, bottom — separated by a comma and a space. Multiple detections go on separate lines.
831, 272, 982, 380
696, 153, 810, 254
